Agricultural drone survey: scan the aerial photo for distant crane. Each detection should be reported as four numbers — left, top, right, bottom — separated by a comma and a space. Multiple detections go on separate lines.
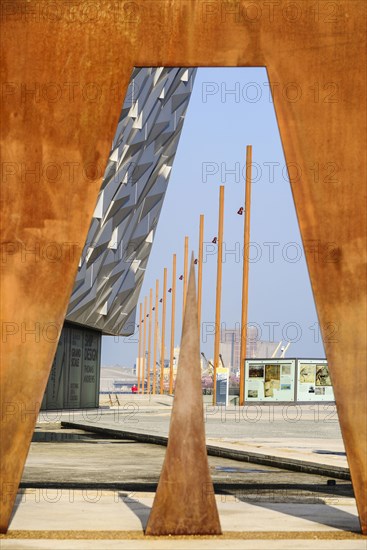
280, 342, 291, 358
201, 352, 214, 375
200, 352, 214, 394
271, 341, 282, 358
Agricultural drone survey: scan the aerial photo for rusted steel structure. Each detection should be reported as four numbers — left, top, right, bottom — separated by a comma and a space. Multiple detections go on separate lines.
1, 0, 366, 534
145, 258, 221, 535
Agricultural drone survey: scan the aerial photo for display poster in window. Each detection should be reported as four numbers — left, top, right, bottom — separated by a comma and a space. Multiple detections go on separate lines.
296, 359, 334, 401
245, 359, 295, 401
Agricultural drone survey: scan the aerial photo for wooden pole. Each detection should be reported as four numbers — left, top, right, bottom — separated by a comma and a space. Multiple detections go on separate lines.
153, 279, 159, 394
197, 214, 204, 334
239, 145, 252, 406
169, 254, 176, 394
147, 288, 153, 394
137, 302, 142, 393
213, 186, 224, 405
182, 236, 189, 322
160, 267, 167, 394
142, 296, 147, 395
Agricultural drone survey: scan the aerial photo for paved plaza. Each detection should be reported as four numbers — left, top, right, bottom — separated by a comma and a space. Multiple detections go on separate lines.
2, 397, 366, 549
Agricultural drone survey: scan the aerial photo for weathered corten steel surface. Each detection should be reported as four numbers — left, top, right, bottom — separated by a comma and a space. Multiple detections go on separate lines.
1, 0, 366, 535
146, 258, 221, 535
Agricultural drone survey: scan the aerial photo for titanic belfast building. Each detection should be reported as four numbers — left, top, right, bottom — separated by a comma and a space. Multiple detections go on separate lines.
42, 68, 196, 410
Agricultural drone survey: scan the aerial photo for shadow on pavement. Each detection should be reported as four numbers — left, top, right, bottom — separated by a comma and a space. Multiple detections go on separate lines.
235, 495, 361, 533
118, 492, 151, 530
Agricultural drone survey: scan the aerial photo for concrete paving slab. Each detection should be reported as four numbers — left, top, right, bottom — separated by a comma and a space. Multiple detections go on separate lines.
47, 401, 346, 477
6, 490, 362, 532
23, 427, 352, 493
59, 417, 349, 480
209, 437, 347, 469
2, 490, 366, 549
18, 400, 363, 549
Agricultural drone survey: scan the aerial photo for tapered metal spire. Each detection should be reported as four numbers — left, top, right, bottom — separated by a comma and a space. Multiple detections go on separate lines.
145, 254, 221, 535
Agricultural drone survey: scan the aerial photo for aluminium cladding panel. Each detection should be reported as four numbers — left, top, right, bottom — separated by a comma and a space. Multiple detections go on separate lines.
65, 67, 197, 337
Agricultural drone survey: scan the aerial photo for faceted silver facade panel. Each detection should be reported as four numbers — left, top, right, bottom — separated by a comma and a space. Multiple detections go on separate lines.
66, 68, 196, 336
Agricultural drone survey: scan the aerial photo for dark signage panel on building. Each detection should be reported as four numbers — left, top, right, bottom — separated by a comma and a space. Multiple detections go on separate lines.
66, 328, 83, 408
45, 328, 66, 409
80, 330, 101, 408
42, 323, 101, 411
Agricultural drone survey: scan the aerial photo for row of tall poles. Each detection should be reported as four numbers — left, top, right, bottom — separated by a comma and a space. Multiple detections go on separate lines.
137, 146, 252, 406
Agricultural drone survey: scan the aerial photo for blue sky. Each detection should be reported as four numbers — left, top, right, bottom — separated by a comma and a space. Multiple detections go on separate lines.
102, 67, 325, 367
